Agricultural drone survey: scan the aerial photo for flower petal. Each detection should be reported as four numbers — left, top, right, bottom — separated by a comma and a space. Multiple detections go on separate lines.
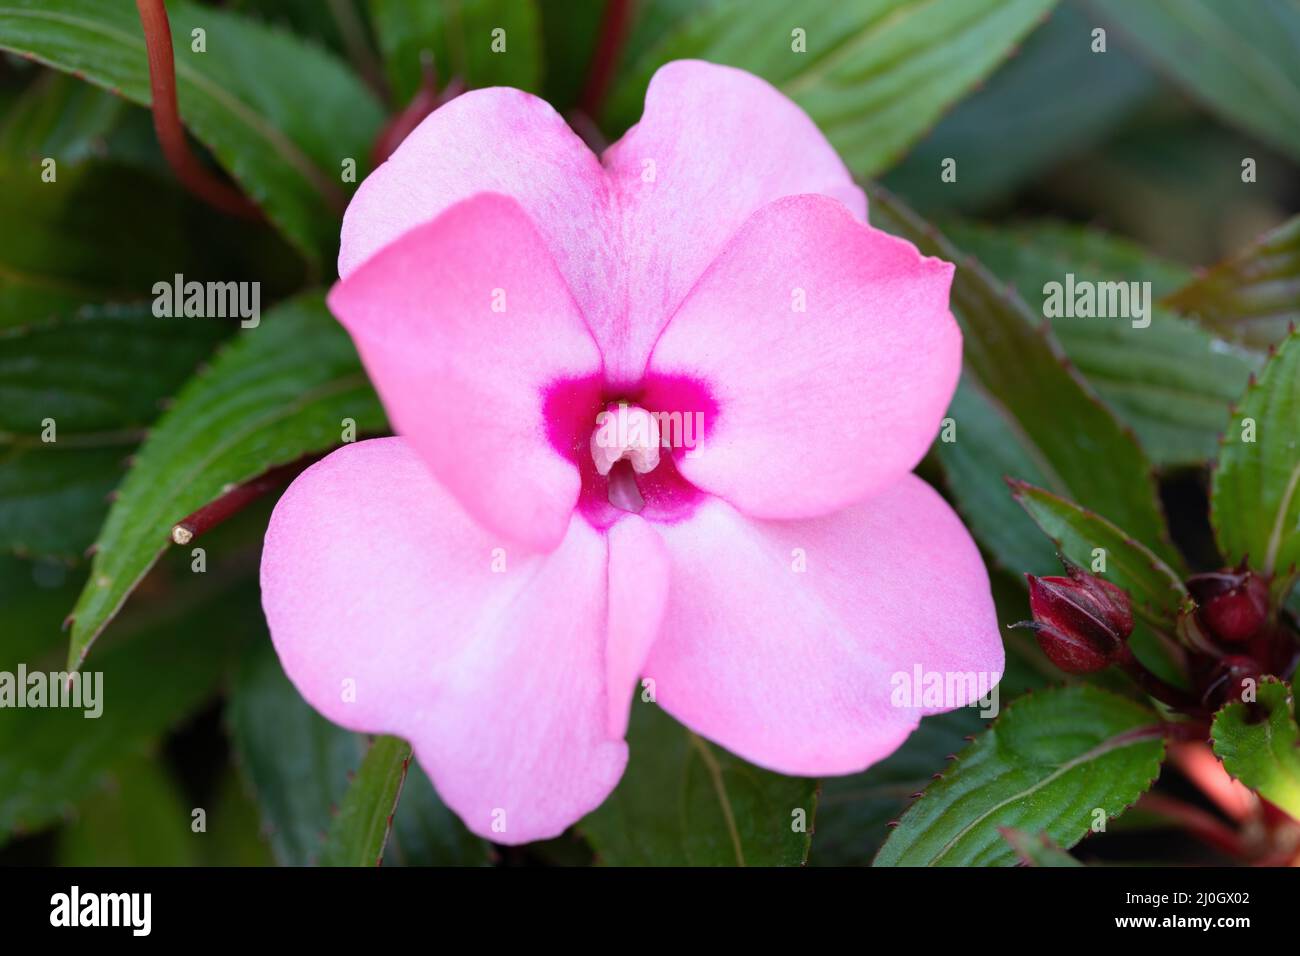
606, 514, 670, 738
641, 475, 1003, 776
339, 63, 866, 387
338, 87, 615, 295
261, 438, 626, 844
603, 59, 866, 383
328, 192, 602, 553
645, 194, 960, 519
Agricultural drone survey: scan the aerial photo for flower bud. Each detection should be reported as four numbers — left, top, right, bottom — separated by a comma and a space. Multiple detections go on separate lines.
1022, 566, 1133, 673
1202, 654, 1261, 710
1186, 567, 1269, 644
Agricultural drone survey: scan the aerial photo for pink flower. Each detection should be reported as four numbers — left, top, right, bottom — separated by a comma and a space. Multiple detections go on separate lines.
261, 61, 1002, 844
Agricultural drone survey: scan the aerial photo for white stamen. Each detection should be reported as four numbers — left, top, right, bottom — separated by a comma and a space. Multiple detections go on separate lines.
590, 404, 661, 476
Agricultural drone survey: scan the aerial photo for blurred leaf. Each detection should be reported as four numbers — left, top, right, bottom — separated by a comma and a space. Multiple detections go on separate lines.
945, 220, 1254, 467
538, 0, 603, 110
0, 68, 301, 323
65, 292, 387, 667
813, 708, 984, 865
0, 70, 124, 164
387, 762, 492, 866
320, 735, 409, 867
1211, 327, 1300, 600
369, 0, 542, 104
0, 302, 226, 573
0, 0, 384, 266
0, 554, 82, 669
0, 446, 125, 563
1165, 215, 1300, 350
56, 753, 196, 865
1010, 479, 1189, 686
0, 304, 225, 565
874, 685, 1165, 866
617, 0, 703, 71
999, 827, 1083, 866
228, 0, 370, 62
1211, 679, 1300, 819
0, 577, 257, 845
886, 0, 1156, 212
580, 701, 817, 866
1088, 0, 1300, 162
227, 638, 365, 866
201, 768, 275, 866
0, 160, 301, 325
606, 0, 1058, 176
0, 306, 225, 435
869, 187, 1177, 580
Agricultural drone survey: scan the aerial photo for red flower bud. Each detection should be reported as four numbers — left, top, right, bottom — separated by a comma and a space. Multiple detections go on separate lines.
1022, 566, 1133, 673
1202, 655, 1261, 710
1186, 567, 1269, 644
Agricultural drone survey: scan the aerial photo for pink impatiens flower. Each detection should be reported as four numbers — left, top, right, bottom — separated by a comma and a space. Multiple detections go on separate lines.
260, 60, 1003, 844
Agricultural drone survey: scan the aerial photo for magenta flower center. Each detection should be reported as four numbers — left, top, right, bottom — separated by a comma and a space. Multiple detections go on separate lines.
544, 374, 718, 528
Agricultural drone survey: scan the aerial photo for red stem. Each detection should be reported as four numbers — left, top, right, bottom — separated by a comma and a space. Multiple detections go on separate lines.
1168, 742, 1257, 823
1116, 645, 1204, 715
1137, 793, 1248, 859
170, 459, 315, 546
135, 0, 262, 220
579, 0, 634, 119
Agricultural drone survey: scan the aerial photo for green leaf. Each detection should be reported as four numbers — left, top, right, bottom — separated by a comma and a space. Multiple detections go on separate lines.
227, 638, 365, 866
387, 762, 492, 866
874, 685, 1166, 866
0, 554, 83, 669
1009, 479, 1189, 686
369, 0, 542, 104
0, 70, 125, 165
884, 1, 1157, 212
0, 43, 302, 320
538, 0, 604, 110
0, 577, 258, 844
228, 0, 371, 61
605, 0, 1059, 176
0, 159, 302, 325
813, 709, 985, 865
1211, 328, 1300, 598
533, 0, 603, 109
1212, 679, 1300, 819
201, 769, 275, 866
65, 292, 387, 667
1165, 215, 1300, 350
944, 220, 1255, 467
1088, 0, 1300, 162
0, 305, 226, 561
56, 753, 197, 866
0, 446, 119, 562
868, 187, 1177, 578
998, 827, 1083, 866
0, 0, 384, 266
580, 701, 817, 866
0, 306, 226, 436
320, 735, 411, 867
1010, 480, 1187, 621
